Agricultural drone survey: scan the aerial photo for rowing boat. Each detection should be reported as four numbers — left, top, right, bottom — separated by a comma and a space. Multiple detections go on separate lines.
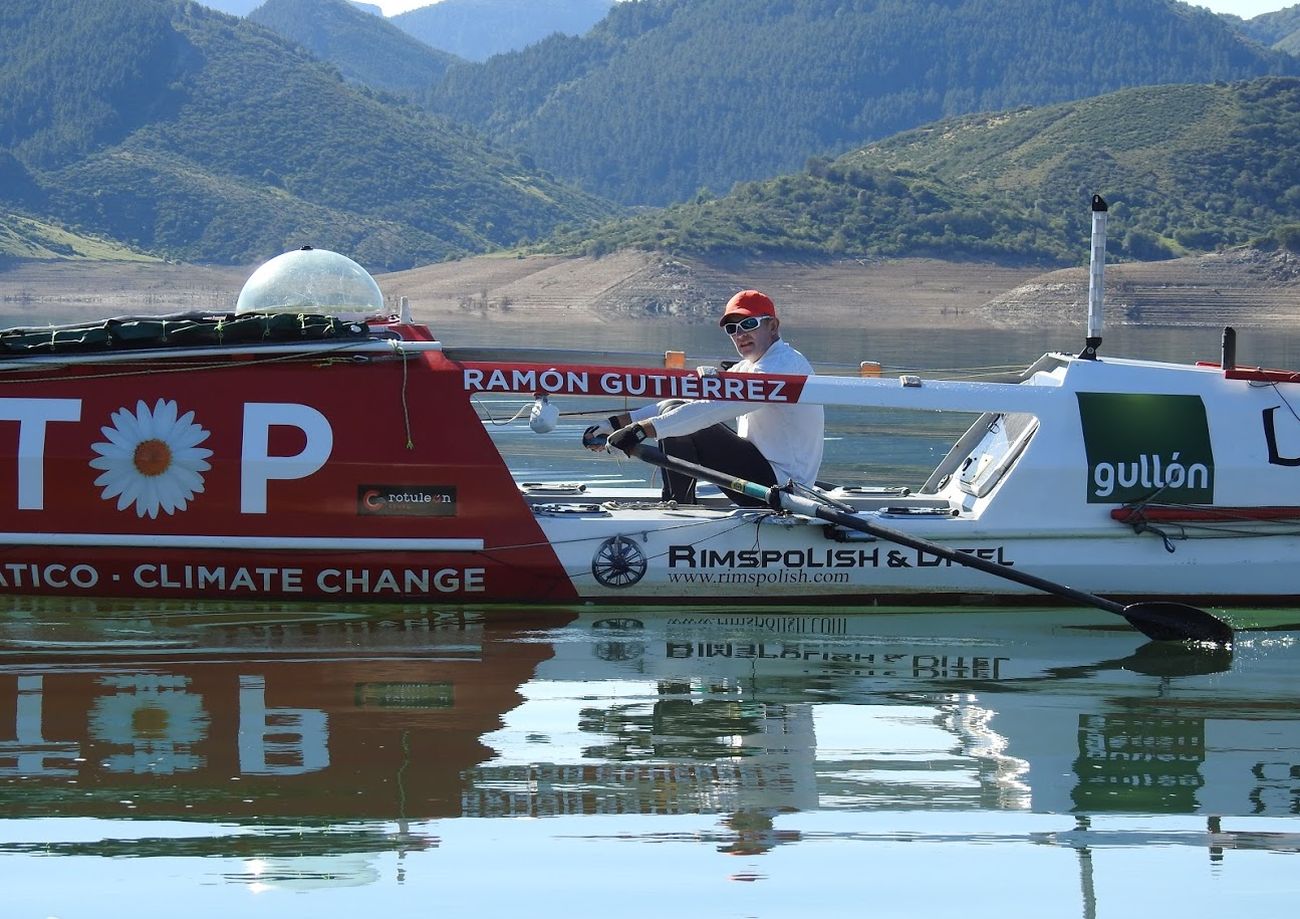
0, 205, 1291, 636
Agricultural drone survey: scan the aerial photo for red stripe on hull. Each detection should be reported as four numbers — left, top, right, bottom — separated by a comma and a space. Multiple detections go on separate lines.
1112, 505, 1300, 523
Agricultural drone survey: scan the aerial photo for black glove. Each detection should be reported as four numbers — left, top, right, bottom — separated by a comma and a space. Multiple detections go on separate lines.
582, 421, 612, 450
607, 422, 648, 455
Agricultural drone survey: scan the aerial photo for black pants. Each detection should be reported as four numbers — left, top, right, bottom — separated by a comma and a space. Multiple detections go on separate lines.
659, 423, 777, 507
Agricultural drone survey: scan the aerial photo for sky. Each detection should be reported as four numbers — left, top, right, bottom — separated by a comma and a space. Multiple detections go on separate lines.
365, 1, 1295, 19
1193, 0, 1297, 15
369, 1, 1300, 19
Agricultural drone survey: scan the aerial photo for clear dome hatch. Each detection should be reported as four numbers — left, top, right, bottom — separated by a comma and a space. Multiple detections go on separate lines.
236, 247, 385, 320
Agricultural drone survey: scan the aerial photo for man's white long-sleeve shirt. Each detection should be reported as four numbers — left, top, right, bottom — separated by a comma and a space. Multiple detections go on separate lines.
629, 339, 824, 486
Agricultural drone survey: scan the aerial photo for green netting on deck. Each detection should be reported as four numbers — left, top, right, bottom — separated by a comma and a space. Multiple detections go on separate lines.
0, 312, 371, 356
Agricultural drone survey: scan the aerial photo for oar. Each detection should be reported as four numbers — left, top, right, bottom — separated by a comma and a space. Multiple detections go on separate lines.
623, 442, 1233, 644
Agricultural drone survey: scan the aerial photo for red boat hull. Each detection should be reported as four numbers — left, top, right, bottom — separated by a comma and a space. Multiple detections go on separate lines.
0, 345, 575, 602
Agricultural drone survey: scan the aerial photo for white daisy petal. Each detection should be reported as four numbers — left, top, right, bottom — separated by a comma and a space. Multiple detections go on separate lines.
135, 401, 155, 436
100, 425, 133, 451
174, 426, 210, 449
170, 467, 205, 495
136, 484, 160, 519
169, 409, 199, 440
154, 477, 185, 513
95, 474, 125, 499
116, 483, 138, 512
168, 467, 202, 485
114, 409, 142, 444
152, 398, 178, 432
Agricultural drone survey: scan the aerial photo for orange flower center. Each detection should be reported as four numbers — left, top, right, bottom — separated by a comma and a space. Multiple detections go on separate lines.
131, 704, 170, 738
133, 439, 172, 477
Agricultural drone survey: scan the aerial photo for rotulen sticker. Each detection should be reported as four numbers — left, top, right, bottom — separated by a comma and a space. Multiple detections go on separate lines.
357, 485, 457, 517
1077, 393, 1214, 504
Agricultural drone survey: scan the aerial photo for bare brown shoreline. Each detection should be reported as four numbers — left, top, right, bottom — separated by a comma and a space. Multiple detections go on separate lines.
1, 249, 1298, 331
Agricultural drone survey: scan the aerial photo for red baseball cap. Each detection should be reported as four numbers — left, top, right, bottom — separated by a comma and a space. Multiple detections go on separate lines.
719, 289, 777, 326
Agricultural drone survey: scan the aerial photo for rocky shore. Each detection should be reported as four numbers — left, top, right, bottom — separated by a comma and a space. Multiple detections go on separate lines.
1, 248, 1298, 330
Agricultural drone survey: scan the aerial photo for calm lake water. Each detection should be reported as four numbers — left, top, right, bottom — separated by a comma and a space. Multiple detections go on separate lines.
4, 319, 1300, 917
3, 604, 1298, 918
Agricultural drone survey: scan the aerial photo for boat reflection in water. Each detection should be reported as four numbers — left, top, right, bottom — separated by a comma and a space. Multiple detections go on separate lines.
2, 600, 1298, 912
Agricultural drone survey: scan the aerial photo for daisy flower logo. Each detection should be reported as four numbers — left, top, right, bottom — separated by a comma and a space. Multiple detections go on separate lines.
90, 398, 214, 518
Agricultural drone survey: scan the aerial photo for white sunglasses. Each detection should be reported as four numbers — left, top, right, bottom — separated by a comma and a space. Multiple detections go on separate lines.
722, 315, 771, 335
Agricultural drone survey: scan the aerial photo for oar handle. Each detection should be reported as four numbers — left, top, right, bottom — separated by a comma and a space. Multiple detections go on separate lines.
618, 442, 772, 503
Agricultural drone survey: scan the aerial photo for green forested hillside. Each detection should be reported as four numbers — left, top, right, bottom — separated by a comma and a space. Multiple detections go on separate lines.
844, 79, 1300, 257
554, 79, 1300, 266
249, 0, 460, 99
0, 208, 158, 262
0, 0, 183, 169
0, 0, 616, 268
549, 167, 1069, 264
393, 0, 613, 62
426, 0, 1300, 207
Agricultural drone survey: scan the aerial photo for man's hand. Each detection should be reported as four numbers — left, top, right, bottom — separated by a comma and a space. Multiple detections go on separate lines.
607, 422, 648, 455
582, 420, 614, 452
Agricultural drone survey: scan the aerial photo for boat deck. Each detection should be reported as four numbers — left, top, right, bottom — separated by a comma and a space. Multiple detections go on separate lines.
517, 480, 956, 513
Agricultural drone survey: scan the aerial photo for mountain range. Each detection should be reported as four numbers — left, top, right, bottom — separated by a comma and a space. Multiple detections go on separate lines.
248, 0, 460, 98
424, 0, 1300, 206
5, 0, 1300, 270
392, 0, 614, 62
200, 0, 382, 16
197, 0, 614, 60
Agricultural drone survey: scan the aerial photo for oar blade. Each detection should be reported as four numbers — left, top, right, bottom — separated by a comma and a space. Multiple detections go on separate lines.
1121, 601, 1234, 644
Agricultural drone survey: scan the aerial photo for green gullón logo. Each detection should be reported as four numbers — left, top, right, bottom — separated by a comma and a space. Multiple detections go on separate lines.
1077, 393, 1214, 504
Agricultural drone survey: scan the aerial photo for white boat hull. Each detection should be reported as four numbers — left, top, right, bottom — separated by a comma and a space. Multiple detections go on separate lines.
531, 499, 1300, 603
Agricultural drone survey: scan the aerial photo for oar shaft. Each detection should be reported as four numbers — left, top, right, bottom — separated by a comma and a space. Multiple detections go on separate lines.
625, 442, 1231, 643
559, 408, 627, 417
801, 497, 1125, 615
710, 468, 1126, 614
631, 443, 1115, 607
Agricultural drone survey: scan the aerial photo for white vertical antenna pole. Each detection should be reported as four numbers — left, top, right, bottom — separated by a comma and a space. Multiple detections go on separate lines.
1082, 194, 1107, 360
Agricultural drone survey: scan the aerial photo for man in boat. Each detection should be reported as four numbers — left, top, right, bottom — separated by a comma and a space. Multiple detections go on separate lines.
587, 289, 824, 506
